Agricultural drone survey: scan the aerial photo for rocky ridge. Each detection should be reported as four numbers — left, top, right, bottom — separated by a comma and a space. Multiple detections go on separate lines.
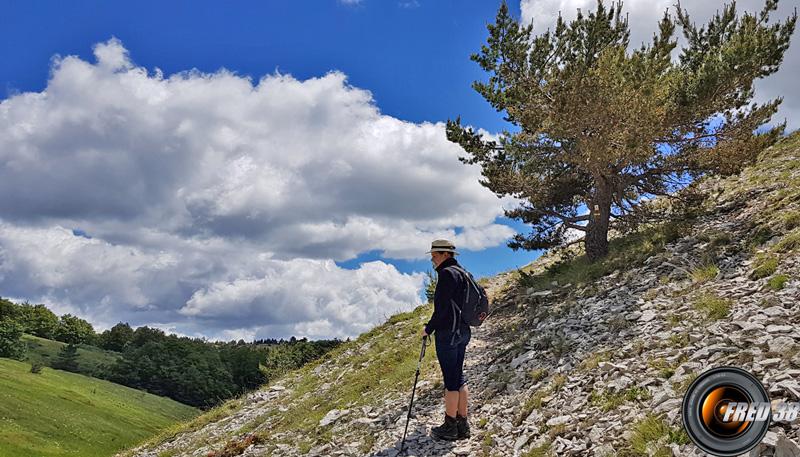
121, 135, 800, 457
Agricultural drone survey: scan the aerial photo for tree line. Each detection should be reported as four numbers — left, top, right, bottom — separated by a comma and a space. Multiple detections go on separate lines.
0, 297, 341, 408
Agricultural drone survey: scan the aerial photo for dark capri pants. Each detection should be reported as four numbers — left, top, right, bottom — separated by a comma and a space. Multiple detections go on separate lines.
435, 325, 471, 392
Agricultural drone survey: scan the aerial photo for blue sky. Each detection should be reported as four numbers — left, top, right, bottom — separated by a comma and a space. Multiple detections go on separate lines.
2, 1, 510, 131
1, 0, 542, 281
0, 0, 796, 341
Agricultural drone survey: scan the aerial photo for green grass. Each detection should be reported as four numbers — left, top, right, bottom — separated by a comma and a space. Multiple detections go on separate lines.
693, 292, 732, 320
672, 372, 699, 395
691, 264, 719, 283
0, 358, 199, 457
124, 303, 442, 455
579, 350, 611, 371
774, 228, 800, 253
750, 253, 779, 279
514, 390, 546, 427
768, 274, 790, 291
22, 334, 122, 375
516, 217, 693, 295
589, 387, 651, 412
622, 414, 689, 457
648, 354, 688, 379
522, 441, 552, 456
667, 333, 689, 348
782, 211, 800, 230
527, 367, 548, 382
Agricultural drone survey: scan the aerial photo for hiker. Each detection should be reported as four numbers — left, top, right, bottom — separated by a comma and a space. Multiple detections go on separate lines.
421, 239, 471, 441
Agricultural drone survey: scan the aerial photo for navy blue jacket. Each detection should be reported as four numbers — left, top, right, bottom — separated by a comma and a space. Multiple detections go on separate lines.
424, 257, 467, 336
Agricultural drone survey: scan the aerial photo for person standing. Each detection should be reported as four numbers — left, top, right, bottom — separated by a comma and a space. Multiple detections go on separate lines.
422, 239, 471, 441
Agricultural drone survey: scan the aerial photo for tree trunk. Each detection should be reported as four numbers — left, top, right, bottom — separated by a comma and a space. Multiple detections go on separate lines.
585, 182, 612, 263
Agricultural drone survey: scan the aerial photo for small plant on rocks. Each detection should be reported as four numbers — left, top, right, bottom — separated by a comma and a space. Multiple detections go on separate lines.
527, 367, 548, 382
691, 264, 719, 283
205, 434, 262, 457
522, 441, 552, 457
693, 292, 732, 320
622, 413, 689, 456
768, 274, 789, 290
750, 253, 779, 279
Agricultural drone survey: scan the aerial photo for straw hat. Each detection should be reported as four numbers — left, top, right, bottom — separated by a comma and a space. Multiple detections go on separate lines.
426, 239, 459, 255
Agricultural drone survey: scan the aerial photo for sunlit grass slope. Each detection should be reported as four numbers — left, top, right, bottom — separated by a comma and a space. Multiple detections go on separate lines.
0, 358, 199, 457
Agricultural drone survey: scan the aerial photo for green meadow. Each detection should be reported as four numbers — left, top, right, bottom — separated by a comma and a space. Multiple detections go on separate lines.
0, 358, 199, 457
22, 334, 122, 375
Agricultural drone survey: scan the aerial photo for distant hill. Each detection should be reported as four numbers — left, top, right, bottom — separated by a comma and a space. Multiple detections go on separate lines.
0, 358, 199, 457
0, 298, 342, 409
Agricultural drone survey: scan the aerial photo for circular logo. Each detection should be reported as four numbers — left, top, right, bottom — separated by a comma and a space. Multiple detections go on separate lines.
682, 367, 771, 456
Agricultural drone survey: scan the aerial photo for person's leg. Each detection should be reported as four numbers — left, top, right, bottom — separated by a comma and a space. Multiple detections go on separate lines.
457, 384, 469, 417
436, 337, 459, 418
431, 337, 460, 440
445, 390, 459, 417
454, 334, 469, 417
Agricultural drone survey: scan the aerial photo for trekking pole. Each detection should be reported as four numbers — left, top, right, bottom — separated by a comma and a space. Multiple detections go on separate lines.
397, 334, 428, 456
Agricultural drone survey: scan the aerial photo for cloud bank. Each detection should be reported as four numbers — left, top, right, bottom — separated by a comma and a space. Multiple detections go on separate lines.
0, 39, 515, 340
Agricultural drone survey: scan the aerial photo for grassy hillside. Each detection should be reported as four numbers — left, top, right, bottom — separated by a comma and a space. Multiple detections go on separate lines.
0, 358, 199, 457
116, 305, 441, 456
120, 132, 800, 456
22, 334, 122, 375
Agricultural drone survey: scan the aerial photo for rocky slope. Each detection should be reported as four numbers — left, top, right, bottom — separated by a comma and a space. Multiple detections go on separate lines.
120, 132, 800, 457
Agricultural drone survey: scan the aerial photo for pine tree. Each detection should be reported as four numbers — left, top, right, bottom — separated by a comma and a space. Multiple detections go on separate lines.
52, 344, 80, 373
447, 0, 796, 262
425, 270, 437, 303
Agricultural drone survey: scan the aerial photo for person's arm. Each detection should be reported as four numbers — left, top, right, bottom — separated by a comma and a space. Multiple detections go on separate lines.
424, 268, 456, 335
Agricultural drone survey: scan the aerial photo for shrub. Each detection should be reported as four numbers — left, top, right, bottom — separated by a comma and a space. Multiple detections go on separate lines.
0, 319, 26, 360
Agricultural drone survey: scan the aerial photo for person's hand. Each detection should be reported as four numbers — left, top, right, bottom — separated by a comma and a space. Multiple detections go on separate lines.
421, 327, 429, 338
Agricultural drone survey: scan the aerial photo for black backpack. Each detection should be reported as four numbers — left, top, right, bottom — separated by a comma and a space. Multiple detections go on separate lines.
447, 265, 490, 330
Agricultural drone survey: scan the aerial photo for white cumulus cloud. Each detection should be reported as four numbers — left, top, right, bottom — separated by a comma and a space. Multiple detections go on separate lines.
0, 39, 514, 340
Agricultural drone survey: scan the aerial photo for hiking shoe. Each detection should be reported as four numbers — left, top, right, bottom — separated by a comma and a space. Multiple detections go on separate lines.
431, 413, 459, 441
456, 414, 470, 440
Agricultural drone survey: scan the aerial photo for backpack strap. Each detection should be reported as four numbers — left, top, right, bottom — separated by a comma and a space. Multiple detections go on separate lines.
449, 265, 479, 291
